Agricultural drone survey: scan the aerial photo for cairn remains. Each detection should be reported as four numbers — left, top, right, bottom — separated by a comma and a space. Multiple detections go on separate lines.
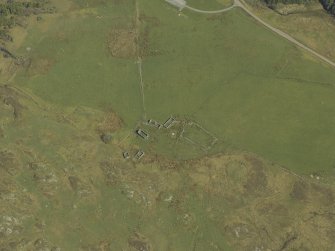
134, 150, 145, 160
136, 129, 149, 140
123, 151, 130, 159
147, 119, 161, 129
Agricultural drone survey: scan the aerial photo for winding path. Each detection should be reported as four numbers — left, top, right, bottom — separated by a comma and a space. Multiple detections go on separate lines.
183, 0, 335, 69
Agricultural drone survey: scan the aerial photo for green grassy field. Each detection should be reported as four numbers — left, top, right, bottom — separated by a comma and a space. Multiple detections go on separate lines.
2, 1, 335, 249
140, 1, 335, 175
11, 0, 335, 176
14, 0, 142, 128
244, 0, 335, 62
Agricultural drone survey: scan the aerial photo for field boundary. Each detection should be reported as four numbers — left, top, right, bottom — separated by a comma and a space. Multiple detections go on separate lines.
179, 120, 218, 152
135, 0, 147, 120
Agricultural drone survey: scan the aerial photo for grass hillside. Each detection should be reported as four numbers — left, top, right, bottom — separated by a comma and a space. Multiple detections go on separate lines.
1, 0, 335, 250
11, 0, 335, 175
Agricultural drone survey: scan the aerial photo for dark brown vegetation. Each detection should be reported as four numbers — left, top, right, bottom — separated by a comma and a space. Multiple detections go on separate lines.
0, 84, 334, 250
0, 0, 54, 58
27, 57, 55, 76
260, 0, 335, 16
128, 233, 151, 251
320, 0, 335, 16
0, 85, 24, 119
107, 13, 162, 59
107, 28, 137, 59
96, 109, 123, 134
190, 154, 335, 250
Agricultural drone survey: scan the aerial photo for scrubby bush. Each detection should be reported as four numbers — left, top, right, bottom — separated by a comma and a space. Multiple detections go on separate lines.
320, 0, 335, 15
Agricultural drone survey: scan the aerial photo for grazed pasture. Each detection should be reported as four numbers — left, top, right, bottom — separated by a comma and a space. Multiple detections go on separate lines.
1, 0, 335, 250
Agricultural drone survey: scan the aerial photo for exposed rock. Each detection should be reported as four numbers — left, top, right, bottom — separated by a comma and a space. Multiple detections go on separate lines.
100, 133, 112, 144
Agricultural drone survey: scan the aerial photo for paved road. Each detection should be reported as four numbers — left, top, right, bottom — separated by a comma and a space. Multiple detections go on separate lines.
184, 3, 236, 14
184, 0, 335, 69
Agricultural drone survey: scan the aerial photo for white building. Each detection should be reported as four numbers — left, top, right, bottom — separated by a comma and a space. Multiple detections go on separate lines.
165, 0, 186, 10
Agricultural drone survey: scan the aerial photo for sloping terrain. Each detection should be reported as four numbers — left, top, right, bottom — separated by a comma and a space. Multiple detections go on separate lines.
0, 84, 334, 250
0, 0, 335, 250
